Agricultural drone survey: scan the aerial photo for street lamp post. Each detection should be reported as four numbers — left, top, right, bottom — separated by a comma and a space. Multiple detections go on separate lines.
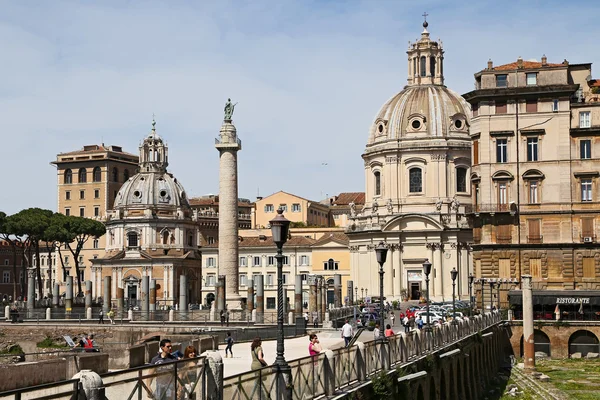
468, 274, 474, 317
361, 288, 364, 299
354, 287, 358, 305
496, 279, 503, 312
423, 259, 432, 330
375, 242, 388, 341
451, 268, 458, 323
479, 279, 485, 312
270, 208, 292, 396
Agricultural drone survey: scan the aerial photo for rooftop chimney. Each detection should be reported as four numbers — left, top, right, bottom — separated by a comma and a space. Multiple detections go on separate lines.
487, 59, 493, 70
517, 56, 523, 69
541, 54, 547, 66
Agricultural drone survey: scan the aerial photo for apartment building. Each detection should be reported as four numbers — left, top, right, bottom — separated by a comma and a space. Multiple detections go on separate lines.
463, 57, 600, 304
253, 191, 331, 229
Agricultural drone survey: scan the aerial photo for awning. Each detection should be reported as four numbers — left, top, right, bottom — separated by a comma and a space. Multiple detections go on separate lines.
508, 290, 600, 306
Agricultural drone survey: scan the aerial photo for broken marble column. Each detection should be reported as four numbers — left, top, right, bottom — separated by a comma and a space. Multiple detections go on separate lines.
216, 275, 226, 316
85, 280, 92, 310
66, 276, 74, 319
53, 283, 59, 308
255, 275, 264, 323
179, 275, 188, 320
522, 275, 535, 371
141, 276, 149, 321
247, 279, 254, 313
295, 275, 303, 316
334, 274, 342, 308
149, 279, 157, 312
116, 287, 124, 317
347, 280, 354, 305
103, 276, 111, 314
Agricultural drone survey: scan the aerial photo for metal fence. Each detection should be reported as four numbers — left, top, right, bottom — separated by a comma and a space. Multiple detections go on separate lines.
222, 311, 502, 400
0, 356, 209, 400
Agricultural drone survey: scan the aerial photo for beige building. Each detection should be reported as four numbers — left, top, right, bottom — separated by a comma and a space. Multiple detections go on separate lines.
201, 232, 351, 309
328, 192, 365, 228
463, 57, 600, 300
253, 191, 330, 229
51, 144, 138, 290
91, 121, 202, 306
347, 21, 473, 302
188, 195, 253, 246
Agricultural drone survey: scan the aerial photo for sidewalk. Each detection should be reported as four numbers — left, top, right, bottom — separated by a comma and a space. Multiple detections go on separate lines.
217, 331, 346, 377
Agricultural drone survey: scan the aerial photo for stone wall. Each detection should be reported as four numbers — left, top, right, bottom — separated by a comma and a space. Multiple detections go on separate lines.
0, 358, 67, 392
509, 322, 600, 359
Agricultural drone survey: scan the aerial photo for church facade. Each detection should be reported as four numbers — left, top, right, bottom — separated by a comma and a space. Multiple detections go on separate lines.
91, 121, 202, 308
347, 22, 473, 302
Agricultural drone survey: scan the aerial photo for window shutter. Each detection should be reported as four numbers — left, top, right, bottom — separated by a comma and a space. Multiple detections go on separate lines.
526, 100, 537, 113
583, 257, 595, 278
530, 258, 542, 279
582, 218, 594, 237
499, 259, 510, 278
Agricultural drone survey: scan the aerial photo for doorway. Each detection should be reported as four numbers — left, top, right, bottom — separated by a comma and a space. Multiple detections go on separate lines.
410, 282, 421, 300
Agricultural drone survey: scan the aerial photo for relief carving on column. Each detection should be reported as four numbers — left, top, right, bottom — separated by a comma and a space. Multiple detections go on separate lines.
349, 245, 360, 253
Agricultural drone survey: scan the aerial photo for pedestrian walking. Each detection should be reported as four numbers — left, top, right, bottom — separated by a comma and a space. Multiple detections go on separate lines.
385, 324, 394, 338
107, 309, 115, 325
220, 310, 225, 327
341, 319, 353, 347
390, 311, 395, 326
313, 313, 319, 328
403, 316, 410, 333
225, 332, 234, 358
98, 309, 104, 324
303, 312, 309, 329
373, 323, 380, 339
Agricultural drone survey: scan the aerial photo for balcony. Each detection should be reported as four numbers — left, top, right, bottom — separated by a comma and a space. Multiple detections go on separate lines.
468, 203, 514, 215
496, 235, 512, 244
527, 235, 543, 244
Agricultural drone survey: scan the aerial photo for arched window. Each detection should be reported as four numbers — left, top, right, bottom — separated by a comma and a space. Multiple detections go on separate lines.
112, 167, 119, 182
430, 57, 436, 76
456, 167, 467, 192
374, 171, 381, 196
124, 169, 130, 181
420, 56, 426, 77
64, 169, 72, 184
78, 168, 87, 183
409, 168, 422, 193
92, 167, 101, 182
127, 232, 138, 248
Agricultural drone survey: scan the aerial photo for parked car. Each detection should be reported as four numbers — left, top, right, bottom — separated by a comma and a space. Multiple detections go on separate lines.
417, 312, 443, 324
356, 313, 378, 327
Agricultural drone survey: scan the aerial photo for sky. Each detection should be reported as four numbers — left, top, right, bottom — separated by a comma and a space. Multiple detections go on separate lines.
1, 0, 599, 214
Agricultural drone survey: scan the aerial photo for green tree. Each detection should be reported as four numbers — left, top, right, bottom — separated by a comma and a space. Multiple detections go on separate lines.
0, 212, 19, 300
47, 215, 105, 295
9, 208, 54, 298
0, 212, 28, 298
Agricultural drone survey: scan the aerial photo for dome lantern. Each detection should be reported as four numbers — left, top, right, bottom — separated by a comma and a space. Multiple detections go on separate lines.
407, 19, 444, 86
139, 118, 169, 173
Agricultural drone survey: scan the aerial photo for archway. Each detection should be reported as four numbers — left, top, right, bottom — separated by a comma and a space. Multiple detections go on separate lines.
569, 330, 599, 357
519, 329, 551, 357
416, 384, 424, 400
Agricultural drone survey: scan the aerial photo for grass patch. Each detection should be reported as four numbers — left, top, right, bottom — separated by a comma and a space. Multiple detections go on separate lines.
36, 337, 70, 349
535, 359, 600, 400
0, 344, 23, 355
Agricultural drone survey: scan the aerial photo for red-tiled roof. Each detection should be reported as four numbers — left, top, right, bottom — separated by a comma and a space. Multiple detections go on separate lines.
311, 233, 349, 247
332, 192, 365, 206
493, 60, 564, 71
58, 145, 137, 158
189, 196, 253, 208
204, 235, 316, 248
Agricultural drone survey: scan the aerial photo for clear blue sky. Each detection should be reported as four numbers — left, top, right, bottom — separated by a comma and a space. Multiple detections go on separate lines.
1, 0, 598, 213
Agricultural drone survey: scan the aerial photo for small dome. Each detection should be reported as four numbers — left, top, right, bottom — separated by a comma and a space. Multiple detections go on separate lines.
367, 85, 470, 146
113, 172, 189, 209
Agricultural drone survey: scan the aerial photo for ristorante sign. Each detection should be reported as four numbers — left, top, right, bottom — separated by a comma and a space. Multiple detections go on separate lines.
556, 297, 590, 304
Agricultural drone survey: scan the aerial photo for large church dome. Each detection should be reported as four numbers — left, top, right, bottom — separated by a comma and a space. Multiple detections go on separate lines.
113, 120, 190, 211
367, 85, 470, 146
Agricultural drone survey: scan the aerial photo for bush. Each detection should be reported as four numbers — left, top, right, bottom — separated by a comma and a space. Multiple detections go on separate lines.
0, 344, 23, 355
37, 337, 69, 349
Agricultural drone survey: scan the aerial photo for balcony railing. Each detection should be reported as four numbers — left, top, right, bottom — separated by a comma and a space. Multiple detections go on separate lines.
468, 204, 512, 214
528, 235, 543, 244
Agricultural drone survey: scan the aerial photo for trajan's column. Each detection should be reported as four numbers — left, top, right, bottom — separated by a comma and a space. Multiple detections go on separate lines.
215, 99, 242, 309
